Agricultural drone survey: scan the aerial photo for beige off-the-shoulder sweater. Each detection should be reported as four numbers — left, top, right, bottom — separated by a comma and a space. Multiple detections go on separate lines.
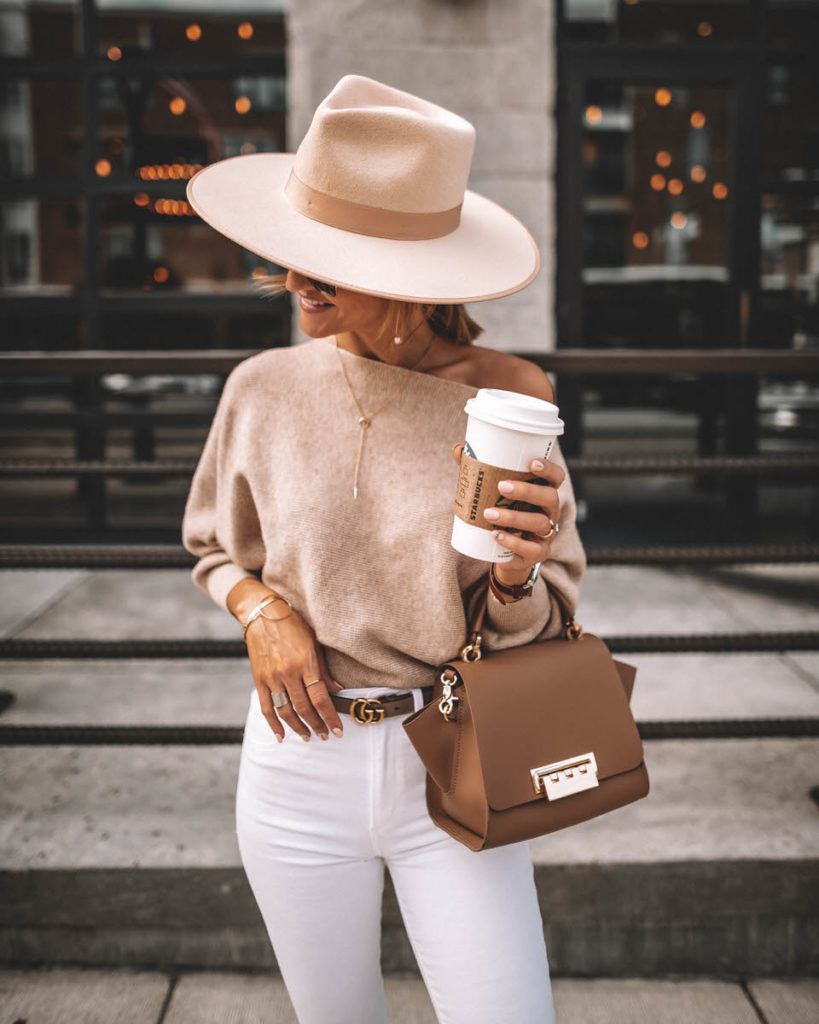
181, 337, 586, 690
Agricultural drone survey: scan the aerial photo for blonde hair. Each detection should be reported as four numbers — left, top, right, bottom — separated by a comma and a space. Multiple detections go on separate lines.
251, 272, 483, 346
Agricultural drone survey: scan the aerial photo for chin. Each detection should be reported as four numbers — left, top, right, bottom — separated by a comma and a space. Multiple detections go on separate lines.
299, 314, 333, 338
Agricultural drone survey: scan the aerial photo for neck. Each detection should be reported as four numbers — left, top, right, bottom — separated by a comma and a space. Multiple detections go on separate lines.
334, 322, 452, 374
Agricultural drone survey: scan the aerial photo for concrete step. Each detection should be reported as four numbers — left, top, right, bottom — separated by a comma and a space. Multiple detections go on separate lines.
1, 737, 817, 975
2, 565, 818, 977
2, 969, 817, 1024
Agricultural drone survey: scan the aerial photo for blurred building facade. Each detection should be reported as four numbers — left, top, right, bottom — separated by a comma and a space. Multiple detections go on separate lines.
1, 0, 816, 356
0, 1, 816, 545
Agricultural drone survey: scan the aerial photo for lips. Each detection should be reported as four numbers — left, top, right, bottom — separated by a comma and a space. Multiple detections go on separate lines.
299, 294, 333, 313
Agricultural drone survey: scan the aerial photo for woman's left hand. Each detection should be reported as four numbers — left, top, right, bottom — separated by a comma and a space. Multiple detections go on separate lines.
452, 444, 564, 587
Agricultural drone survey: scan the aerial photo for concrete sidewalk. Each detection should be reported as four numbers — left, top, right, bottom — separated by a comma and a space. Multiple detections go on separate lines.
1, 968, 817, 1024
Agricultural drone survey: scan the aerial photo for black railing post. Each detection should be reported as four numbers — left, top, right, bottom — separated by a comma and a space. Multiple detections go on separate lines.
72, 375, 108, 533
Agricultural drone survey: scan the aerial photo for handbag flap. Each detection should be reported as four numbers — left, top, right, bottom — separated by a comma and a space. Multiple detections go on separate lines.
442, 634, 644, 812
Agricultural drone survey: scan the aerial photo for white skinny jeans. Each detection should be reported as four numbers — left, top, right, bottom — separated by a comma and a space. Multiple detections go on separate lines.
235, 684, 556, 1024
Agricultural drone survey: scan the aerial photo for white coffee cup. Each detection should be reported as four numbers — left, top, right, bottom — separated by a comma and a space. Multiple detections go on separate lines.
451, 388, 564, 562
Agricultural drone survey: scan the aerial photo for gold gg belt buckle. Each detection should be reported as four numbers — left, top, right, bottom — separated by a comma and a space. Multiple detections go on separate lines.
350, 697, 385, 725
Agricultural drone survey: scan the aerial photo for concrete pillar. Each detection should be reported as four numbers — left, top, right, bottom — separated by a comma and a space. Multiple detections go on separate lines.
286, 0, 556, 353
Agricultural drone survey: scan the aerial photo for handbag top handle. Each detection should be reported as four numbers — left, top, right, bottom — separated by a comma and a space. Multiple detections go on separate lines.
459, 574, 583, 663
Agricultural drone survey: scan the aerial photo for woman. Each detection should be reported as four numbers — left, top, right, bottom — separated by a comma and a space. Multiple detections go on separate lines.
182, 75, 585, 1024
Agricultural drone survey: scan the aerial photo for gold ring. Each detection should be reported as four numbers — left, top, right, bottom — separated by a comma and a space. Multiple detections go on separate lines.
539, 518, 559, 540
305, 679, 323, 688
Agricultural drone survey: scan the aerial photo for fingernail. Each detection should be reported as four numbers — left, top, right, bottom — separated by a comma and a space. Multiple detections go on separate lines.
301, 734, 310, 743
319, 733, 328, 741
332, 727, 343, 738
532, 459, 544, 470
276, 734, 283, 744
484, 508, 500, 520
498, 481, 514, 493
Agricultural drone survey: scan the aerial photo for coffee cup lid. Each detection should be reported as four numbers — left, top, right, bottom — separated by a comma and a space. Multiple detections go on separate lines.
464, 388, 564, 436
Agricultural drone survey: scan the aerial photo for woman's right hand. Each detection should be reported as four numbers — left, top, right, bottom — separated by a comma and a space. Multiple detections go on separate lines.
228, 580, 345, 743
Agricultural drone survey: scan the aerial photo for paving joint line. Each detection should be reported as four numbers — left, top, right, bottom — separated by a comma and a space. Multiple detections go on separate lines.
739, 977, 770, 1024
155, 972, 178, 1024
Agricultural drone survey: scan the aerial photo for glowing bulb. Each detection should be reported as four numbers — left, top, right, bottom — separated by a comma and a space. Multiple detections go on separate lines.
235, 96, 252, 115
668, 178, 684, 196
713, 182, 728, 200
238, 22, 254, 40
107, 46, 122, 61
656, 150, 672, 168
650, 174, 666, 191
655, 88, 672, 108
169, 97, 186, 116
153, 266, 170, 284
690, 165, 707, 183
133, 193, 150, 207
585, 105, 603, 125
697, 22, 713, 38
186, 24, 202, 41
690, 111, 706, 129
670, 212, 687, 229
632, 232, 649, 250
95, 159, 112, 177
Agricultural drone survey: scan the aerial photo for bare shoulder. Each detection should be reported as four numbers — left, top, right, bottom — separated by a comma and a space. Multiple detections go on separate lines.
468, 346, 555, 403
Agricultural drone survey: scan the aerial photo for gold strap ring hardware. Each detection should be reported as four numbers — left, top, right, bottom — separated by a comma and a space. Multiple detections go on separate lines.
565, 619, 584, 641
350, 697, 385, 725
459, 631, 483, 662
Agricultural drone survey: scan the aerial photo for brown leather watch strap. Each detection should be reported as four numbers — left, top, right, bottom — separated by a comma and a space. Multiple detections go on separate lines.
488, 563, 528, 603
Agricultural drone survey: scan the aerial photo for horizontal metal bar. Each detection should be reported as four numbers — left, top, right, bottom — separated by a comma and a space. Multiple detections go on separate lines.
1, 544, 817, 570
0, 460, 199, 478
0, 53, 285, 79
2, 632, 818, 660
588, 545, 819, 565
2, 349, 818, 378
2, 455, 817, 480
566, 455, 819, 476
0, 412, 215, 430
0, 717, 816, 746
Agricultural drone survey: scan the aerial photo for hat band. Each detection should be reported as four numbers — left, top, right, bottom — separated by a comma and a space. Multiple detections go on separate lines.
284, 171, 462, 241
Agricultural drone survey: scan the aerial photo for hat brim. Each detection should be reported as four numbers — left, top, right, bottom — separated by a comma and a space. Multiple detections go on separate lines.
186, 153, 540, 304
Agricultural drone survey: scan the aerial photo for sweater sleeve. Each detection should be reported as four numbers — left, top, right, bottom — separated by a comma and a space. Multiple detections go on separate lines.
181, 368, 262, 613
467, 439, 586, 651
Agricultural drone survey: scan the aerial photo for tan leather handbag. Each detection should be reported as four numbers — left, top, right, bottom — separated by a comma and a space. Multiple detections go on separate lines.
403, 583, 649, 851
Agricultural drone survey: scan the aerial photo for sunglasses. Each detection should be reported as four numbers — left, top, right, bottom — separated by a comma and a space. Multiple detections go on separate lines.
308, 277, 337, 298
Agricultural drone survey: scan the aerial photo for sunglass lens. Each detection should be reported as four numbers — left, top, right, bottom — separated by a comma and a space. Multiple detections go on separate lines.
309, 277, 336, 297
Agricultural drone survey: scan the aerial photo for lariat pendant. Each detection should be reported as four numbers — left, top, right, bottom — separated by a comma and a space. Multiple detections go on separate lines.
353, 416, 370, 499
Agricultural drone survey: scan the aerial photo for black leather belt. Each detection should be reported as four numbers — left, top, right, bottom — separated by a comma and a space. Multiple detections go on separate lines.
331, 686, 434, 724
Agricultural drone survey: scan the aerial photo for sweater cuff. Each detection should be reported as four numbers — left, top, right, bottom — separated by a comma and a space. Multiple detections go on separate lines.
205, 562, 259, 613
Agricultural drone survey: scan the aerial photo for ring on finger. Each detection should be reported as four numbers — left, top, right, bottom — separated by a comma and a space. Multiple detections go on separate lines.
305, 679, 323, 688
270, 690, 290, 708
539, 518, 559, 540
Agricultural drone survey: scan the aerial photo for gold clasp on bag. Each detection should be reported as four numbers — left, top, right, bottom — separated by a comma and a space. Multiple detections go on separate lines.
350, 698, 385, 725
531, 752, 598, 800
438, 668, 460, 722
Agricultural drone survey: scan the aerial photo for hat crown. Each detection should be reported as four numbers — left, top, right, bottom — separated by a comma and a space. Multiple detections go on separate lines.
292, 75, 475, 215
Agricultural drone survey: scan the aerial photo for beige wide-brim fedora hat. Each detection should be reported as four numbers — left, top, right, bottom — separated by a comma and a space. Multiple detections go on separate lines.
187, 74, 540, 304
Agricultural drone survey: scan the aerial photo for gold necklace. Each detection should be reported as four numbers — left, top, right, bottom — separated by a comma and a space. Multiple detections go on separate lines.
334, 332, 437, 499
